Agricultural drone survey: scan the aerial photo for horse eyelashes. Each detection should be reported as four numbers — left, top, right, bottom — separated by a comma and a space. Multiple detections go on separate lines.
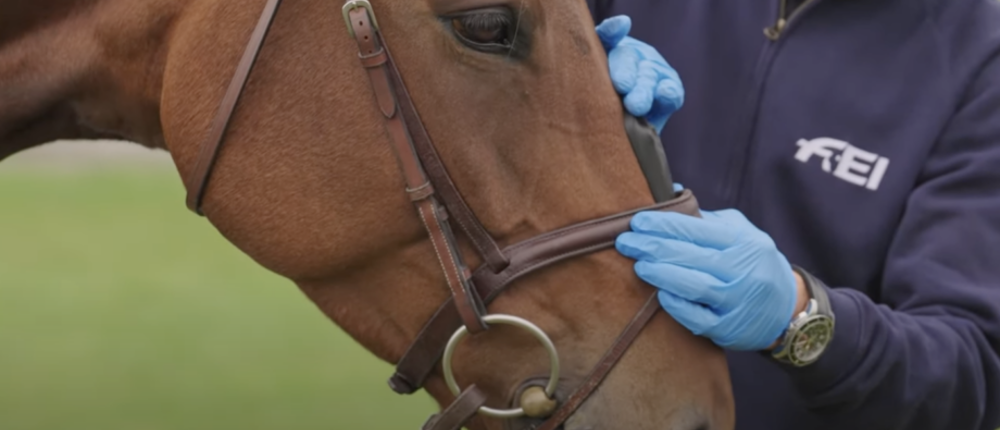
445, 7, 531, 59
456, 12, 512, 44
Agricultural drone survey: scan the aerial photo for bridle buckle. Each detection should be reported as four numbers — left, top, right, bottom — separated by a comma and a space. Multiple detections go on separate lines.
342, 0, 379, 38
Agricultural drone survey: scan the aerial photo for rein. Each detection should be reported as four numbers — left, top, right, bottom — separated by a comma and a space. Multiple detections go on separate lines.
181, 1, 703, 429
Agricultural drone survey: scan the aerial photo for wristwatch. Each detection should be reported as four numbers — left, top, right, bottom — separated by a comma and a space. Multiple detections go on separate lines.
771, 266, 836, 367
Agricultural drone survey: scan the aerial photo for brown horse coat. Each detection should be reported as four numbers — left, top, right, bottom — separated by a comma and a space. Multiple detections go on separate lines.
0, 1, 735, 428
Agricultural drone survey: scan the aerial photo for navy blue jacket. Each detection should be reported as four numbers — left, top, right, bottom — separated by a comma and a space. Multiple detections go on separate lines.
587, 0, 1000, 429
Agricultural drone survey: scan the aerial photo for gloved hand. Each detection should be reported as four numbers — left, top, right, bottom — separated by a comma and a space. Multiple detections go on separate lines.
595, 15, 684, 134
615, 208, 799, 351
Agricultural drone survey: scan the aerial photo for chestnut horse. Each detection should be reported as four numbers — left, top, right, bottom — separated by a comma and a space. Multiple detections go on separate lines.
0, 0, 735, 428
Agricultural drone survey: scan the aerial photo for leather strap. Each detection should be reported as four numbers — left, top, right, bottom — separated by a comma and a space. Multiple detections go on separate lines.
382, 47, 509, 273
389, 190, 701, 394
534, 293, 661, 430
185, 0, 283, 215
186, 1, 699, 428
348, 8, 488, 335
181, 0, 506, 281
421, 385, 488, 430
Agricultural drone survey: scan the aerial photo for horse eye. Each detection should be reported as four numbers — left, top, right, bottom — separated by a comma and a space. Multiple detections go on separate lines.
448, 8, 514, 52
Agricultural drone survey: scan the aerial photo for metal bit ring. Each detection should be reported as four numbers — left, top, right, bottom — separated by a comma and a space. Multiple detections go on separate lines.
441, 314, 560, 419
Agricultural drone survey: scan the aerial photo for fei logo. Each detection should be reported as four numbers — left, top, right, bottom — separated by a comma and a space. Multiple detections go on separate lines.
794, 137, 890, 191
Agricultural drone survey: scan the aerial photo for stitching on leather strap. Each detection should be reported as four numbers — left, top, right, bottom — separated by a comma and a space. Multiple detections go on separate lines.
407, 182, 435, 201
416, 203, 459, 305
417, 201, 485, 333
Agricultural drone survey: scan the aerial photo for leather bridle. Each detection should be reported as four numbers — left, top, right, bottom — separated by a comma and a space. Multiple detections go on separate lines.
181, 1, 703, 429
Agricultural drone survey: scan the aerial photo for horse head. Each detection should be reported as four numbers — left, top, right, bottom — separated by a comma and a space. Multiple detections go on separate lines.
0, 0, 735, 428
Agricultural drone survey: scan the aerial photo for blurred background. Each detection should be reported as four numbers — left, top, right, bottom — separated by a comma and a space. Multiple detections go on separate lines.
0, 140, 436, 429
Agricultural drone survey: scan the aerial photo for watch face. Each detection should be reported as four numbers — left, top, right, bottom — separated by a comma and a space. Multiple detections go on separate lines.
789, 316, 835, 366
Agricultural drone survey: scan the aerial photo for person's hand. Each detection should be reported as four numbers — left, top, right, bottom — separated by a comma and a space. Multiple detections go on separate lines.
595, 15, 683, 134
615, 207, 800, 351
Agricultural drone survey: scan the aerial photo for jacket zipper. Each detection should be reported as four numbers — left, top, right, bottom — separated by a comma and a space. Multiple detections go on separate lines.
765, 0, 816, 40
720, 0, 821, 209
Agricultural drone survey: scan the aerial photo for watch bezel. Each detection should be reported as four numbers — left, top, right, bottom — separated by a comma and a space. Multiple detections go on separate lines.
784, 313, 835, 366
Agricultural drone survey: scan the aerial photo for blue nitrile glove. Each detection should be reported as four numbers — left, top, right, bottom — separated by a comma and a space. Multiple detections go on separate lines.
615, 208, 798, 351
595, 15, 684, 134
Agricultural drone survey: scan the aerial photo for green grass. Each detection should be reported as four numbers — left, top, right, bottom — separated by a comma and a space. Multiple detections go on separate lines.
0, 167, 437, 430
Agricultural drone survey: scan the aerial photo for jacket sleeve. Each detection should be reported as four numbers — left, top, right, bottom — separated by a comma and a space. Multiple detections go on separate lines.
782, 54, 1000, 430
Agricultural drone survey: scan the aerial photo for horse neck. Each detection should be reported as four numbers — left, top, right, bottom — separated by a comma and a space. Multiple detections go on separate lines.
0, 0, 187, 161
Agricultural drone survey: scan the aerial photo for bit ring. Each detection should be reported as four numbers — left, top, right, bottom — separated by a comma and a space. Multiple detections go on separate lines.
441, 314, 560, 419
